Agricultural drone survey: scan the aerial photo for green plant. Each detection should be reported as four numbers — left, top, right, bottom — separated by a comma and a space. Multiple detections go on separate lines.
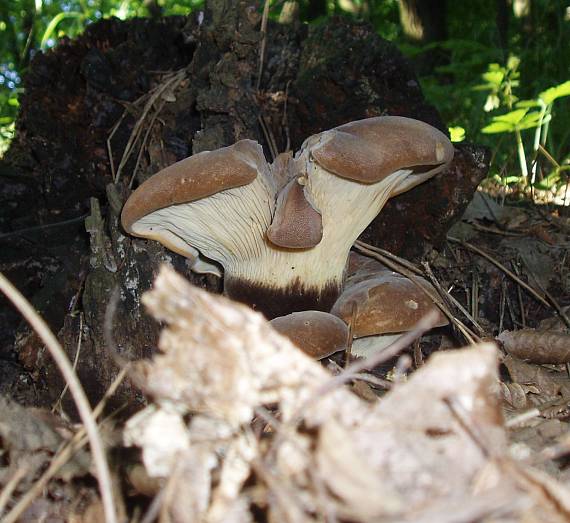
479, 55, 570, 192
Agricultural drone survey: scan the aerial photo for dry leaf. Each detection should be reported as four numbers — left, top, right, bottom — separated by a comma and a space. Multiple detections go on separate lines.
122, 266, 570, 522
498, 329, 570, 364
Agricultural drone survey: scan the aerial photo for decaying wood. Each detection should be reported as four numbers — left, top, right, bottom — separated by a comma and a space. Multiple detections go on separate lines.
0, 0, 490, 408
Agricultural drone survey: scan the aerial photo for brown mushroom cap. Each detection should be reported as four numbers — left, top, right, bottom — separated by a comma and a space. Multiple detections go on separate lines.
266, 176, 323, 249
270, 310, 348, 359
309, 116, 454, 184
121, 139, 264, 234
346, 252, 388, 286
330, 270, 448, 337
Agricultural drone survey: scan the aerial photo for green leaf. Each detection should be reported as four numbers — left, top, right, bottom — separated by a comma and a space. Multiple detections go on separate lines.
539, 80, 570, 104
534, 171, 561, 190
516, 111, 543, 130
481, 70, 504, 86
495, 108, 529, 124
40, 12, 84, 49
516, 99, 540, 108
506, 55, 521, 71
449, 126, 465, 142
481, 121, 515, 133
502, 175, 525, 185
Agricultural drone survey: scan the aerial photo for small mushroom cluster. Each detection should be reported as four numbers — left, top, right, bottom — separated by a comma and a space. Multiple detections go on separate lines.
122, 116, 453, 358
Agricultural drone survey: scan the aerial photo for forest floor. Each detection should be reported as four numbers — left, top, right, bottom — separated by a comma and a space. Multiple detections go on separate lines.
0, 186, 569, 522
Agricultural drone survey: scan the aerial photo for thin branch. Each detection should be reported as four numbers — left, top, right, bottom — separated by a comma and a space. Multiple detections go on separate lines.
256, 0, 271, 91
0, 214, 88, 241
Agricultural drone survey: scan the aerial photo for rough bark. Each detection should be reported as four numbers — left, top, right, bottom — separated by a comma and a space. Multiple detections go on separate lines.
0, 3, 488, 413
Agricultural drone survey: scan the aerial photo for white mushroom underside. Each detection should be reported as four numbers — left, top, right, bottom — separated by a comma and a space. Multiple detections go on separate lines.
349, 334, 402, 359
131, 166, 414, 292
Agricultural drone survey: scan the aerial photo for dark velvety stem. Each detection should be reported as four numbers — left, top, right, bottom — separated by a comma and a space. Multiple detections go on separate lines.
224, 277, 341, 319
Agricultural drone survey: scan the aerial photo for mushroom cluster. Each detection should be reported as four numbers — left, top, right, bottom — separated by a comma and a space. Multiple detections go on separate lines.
122, 116, 454, 326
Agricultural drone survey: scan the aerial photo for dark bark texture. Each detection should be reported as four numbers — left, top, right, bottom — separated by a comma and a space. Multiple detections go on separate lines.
0, 1, 488, 413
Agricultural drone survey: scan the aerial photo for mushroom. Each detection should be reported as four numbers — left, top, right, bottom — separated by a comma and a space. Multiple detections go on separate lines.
270, 310, 348, 359
330, 268, 449, 358
121, 116, 454, 318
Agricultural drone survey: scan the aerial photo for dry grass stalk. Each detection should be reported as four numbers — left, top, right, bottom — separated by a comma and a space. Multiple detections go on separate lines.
447, 236, 550, 308
0, 272, 118, 523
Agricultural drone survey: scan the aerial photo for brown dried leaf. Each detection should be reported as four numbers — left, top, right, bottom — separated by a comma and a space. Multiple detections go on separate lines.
138, 265, 366, 428
351, 343, 506, 508
316, 419, 403, 519
501, 382, 532, 409
498, 329, 570, 364
502, 355, 570, 398
125, 267, 570, 523
0, 396, 90, 489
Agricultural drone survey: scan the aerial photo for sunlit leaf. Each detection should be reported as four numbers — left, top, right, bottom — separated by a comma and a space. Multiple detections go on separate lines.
482, 108, 534, 133
539, 80, 570, 104
516, 99, 540, 108
449, 126, 465, 142
516, 111, 543, 130
506, 55, 520, 70
494, 108, 529, 124
481, 70, 504, 86
481, 120, 515, 133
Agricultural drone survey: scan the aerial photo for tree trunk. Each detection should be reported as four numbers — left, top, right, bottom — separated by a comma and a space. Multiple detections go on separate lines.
398, 0, 448, 74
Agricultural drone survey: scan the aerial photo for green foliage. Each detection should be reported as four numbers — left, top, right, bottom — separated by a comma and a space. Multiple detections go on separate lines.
401, 0, 570, 199
0, 0, 569, 203
448, 126, 465, 143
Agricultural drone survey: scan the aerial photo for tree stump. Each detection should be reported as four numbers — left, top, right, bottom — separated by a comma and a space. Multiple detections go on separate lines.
0, 1, 488, 413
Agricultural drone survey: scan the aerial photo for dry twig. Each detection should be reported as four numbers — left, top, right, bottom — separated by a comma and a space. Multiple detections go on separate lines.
256, 0, 271, 91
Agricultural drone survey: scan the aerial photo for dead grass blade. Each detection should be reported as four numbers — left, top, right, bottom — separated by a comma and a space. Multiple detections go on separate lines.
52, 312, 83, 415
0, 272, 118, 523
111, 69, 186, 185
0, 464, 29, 517
256, 0, 271, 91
